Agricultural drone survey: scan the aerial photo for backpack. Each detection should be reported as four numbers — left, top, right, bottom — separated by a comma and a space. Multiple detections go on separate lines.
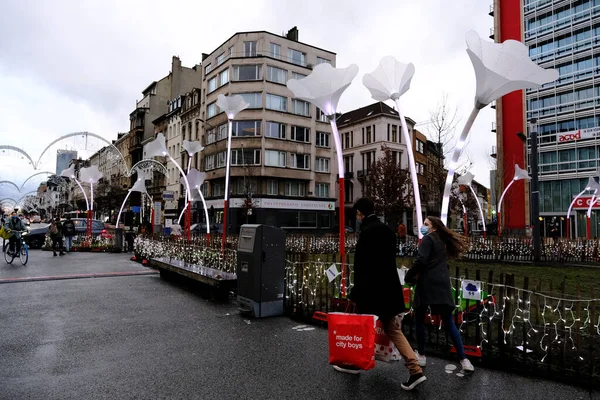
50, 224, 58, 235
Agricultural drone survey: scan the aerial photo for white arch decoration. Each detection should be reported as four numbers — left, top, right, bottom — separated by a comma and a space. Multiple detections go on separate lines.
0, 181, 20, 192
20, 171, 56, 191
130, 159, 168, 176
0, 145, 36, 167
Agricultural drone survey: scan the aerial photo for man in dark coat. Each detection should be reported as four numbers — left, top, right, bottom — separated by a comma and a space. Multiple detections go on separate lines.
339, 197, 425, 391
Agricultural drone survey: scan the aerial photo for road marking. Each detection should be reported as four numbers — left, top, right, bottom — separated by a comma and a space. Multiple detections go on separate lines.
0, 270, 159, 284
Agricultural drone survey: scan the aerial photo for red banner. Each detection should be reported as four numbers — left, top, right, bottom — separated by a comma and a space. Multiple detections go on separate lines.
572, 196, 600, 210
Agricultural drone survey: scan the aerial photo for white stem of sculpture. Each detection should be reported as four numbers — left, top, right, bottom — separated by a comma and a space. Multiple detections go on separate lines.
74, 179, 89, 210
587, 188, 598, 218
329, 120, 344, 180
177, 202, 188, 225
187, 158, 192, 174
176, 156, 194, 226
90, 182, 94, 211
198, 188, 210, 234
224, 121, 233, 202
116, 190, 132, 228
567, 188, 588, 220
468, 184, 486, 233
440, 107, 480, 225
168, 154, 191, 205
497, 179, 515, 214
395, 98, 423, 238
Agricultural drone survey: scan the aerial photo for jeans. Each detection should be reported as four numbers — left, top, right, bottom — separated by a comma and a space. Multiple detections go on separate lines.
381, 317, 422, 375
415, 306, 466, 360
65, 236, 73, 252
8, 235, 21, 255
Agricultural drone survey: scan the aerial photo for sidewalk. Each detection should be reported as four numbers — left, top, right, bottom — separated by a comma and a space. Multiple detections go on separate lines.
0, 253, 596, 399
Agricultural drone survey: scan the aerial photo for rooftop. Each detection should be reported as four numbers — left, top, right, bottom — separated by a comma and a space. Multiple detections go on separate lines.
337, 102, 415, 127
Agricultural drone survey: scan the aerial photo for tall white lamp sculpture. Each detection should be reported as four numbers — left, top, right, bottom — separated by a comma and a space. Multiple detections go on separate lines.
60, 165, 89, 211
216, 94, 249, 253
566, 177, 599, 238
144, 133, 192, 240
180, 168, 209, 238
116, 169, 149, 229
440, 30, 559, 225
453, 186, 469, 236
79, 165, 103, 238
287, 63, 359, 297
363, 56, 425, 238
497, 164, 530, 237
457, 172, 487, 238
177, 140, 205, 232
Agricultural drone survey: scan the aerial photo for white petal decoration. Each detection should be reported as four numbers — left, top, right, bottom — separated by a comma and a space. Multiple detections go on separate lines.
513, 164, 531, 181
362, 56, 415, 101
60, 166, 76, 179
287, 63, 359, 116
457, 172, 474, 186
144, 133, 168, 158
216, 94, 249, 120
180, 168, 206, 189
466, 30, 559, 109
79, 165, 103, 183
586, 177, 600, 191
130, 176, 147, 193
182, 140, 204, 156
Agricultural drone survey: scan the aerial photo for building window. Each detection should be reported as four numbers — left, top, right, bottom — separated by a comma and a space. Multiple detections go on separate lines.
266, 122, 286, 139
236, 92, 262, 109
217, 151, 226, 168
315, 183, 329, 198
208, 77, 217, 93
292, 71, 307, 80
207, 102, 218, 118
270, 43, 280, 59
205, 155, 215, 170
416, 140, 425, 154
217, 124, 228, 141
285, 181, 306, 196
205, 63, 212, 75
233, 65, 262, 81
244, 41, 257, 57
392, 125, 398, 142
212, 182, 224, 197
265, 150, 286, 167
219, 69, 229, 86
316, 108, 329, 122
290, 153, 310, 170
291, 99, 310, 117
216, 52, 226, 66
315, 157, 330, 173
316, 57, 331, 65
266, 66, 287, 84
416, 162, 425, 175
316, 131, 330, 148
266, 94, 287, 112
231, 149, 261, 165
344, 155, 353, 173
288, 49, 306, 66
364, 151, 376, 170
267, 179, 278, 195
366, 126, 373, 143
291, 126, 310, 143
232, 120, 261, 137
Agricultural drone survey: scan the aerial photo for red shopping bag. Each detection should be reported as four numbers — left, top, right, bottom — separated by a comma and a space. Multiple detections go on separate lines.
328, 312, 377, 370
375, 314, 403, 362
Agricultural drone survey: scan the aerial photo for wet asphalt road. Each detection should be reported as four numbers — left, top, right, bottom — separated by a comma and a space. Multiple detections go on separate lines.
0, 251, 596, 400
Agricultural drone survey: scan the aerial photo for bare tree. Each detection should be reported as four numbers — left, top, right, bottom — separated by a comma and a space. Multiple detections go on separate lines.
426, 93, 460, 158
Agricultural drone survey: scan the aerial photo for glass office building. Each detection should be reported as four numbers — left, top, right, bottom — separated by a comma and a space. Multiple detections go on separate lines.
523, 0, 600, 237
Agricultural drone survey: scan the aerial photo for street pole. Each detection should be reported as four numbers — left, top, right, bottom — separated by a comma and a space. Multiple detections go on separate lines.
529, 118, 541, 262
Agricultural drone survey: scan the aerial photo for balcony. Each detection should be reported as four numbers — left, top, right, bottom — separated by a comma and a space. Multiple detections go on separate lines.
491, 145, 497, 159
357, 170, 369, 179
489, 27, 495, 40
491, 122, 497, 132
488, 3, 494, 16
335, 172, 354, 181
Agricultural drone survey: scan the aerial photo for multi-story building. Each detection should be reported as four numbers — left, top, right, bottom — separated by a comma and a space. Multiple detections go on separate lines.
493, 0, 600, 237
413, 129, 428, 209
198, 27, 337, 233
56, 150, 77, 175
337, 101, 415, 230
112, 133, 130, 190
425, 140, 444, 217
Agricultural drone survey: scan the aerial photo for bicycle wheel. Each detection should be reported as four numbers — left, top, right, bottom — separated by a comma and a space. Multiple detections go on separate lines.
20, 245, 28, 265
4, 245, 14, 264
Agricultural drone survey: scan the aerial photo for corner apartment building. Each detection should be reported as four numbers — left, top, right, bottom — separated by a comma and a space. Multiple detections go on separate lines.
197, 27, 337, 233
493, 0, 600, 237
337, 102, 416, 231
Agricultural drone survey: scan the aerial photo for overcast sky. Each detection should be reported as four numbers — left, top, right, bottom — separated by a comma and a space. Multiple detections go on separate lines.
0, 0, 497, 204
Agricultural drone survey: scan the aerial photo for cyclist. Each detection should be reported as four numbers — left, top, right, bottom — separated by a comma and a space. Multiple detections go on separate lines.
5, 214, 26, 256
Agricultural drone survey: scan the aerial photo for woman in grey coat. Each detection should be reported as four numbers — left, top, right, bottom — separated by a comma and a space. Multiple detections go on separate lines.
405, 216, 474, 372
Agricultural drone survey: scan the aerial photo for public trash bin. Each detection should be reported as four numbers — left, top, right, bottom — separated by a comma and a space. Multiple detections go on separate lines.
236, 224, 285, 318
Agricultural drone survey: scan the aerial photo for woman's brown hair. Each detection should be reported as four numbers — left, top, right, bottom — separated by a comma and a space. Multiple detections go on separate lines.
426, 216, 467, 259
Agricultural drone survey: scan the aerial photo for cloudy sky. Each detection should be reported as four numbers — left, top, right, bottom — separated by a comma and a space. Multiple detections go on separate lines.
0, 0, 497, 204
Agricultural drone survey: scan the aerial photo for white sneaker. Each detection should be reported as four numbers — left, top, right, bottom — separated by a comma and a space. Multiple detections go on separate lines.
414, 350, 426, 367
333, 365, 361, 374
460, 358, 474, 372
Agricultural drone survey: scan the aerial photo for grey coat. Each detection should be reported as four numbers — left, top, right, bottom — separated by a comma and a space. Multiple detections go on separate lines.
405, 233, 455, 310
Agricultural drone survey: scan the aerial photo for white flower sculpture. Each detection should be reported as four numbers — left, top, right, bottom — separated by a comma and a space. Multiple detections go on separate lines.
182, 140, 204, 157
456, 171, 487, 237
287, 63, 358, 116
498, 164, 531, 226
144, 133, 168, 158
130, 175, 148, 194
216, 94, 249, 120
180, 168, 210, 234
586, 177, 600, 191
466, 30, 560, 109
513, 164, 531, 181
457, 172, 474, 186
440, 30, 559, 225
362, 56, 415, 101
80, 165, 103, 183
60, 166, 75, 179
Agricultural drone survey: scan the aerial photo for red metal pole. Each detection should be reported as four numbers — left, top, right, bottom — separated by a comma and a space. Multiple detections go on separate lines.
222, 199, 228, 255
497, 211, 502, 237
339, 177, 346, 297
566, 217, 570, 239
463, 212, 468, 237
86, 209, 92, 241
587, 216, 591, 240
186, 200, 191, 242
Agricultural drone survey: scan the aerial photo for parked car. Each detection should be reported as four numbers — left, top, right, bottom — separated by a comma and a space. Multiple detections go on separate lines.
190, 223, 223, 235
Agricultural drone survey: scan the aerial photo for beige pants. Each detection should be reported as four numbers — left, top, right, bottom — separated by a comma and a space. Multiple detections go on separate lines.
382, 318, 422, 375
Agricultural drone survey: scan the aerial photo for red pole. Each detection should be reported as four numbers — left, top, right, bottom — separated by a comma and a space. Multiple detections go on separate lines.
186, 201, 191, 242
463, 212, 468, 237
497, 211, 502, 237
222, 199, 228, 255
587, 216, 591, 239
566, 217, 570, 239
339, 177, 346, 297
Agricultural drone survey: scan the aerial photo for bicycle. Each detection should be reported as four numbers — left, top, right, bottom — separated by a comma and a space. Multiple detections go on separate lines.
4, 230, 28, 265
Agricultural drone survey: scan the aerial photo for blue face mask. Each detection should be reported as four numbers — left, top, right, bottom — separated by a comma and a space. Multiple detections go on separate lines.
420, 226, 430, 236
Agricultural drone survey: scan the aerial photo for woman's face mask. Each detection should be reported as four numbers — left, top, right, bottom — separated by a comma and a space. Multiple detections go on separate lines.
420, 225, 430, 236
